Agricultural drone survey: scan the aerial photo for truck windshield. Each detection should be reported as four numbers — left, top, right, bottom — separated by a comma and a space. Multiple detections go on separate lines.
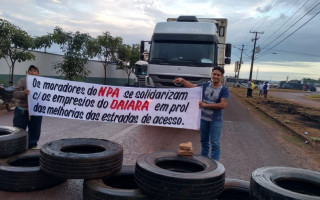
134, 64, 147, 75
149, 40, 215, 67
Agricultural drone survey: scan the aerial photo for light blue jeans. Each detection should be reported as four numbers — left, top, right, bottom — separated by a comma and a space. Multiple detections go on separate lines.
200, 119, 223, 160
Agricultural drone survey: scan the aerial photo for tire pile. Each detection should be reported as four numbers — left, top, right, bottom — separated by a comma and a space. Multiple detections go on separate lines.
0, 126, 65, 191
1, 125, 320, 200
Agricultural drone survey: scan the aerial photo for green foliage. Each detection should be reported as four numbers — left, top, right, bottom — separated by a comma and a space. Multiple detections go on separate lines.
116, 44, 140, 85
302, 78, 319, 83
0, 18, 35, 85
33, 34, 53, 52
92, 32, 123, 84
52, 26, 93, 81
54, 52, 90, 81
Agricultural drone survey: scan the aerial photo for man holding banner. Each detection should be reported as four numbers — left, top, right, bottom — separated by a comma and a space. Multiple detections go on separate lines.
174, 66, 230, 161
13, 65, 42, 149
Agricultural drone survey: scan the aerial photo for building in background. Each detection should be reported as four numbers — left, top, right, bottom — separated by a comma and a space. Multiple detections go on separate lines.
0, 50, 135, 86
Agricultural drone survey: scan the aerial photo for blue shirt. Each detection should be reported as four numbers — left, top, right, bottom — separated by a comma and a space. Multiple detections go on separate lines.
197, 82, 230, 121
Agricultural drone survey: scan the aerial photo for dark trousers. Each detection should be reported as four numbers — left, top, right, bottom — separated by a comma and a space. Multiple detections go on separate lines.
13, 107, 42, 148
247, 88, 253, 97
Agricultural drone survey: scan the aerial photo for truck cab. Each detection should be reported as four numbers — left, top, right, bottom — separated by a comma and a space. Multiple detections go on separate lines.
133, 60, 148, 87
143, 16, 231, 88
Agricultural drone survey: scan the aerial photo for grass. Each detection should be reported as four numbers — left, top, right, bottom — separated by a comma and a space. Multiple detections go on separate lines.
282, 134, 305, 147
306, 94, 320, 101
269, 88, 307, 93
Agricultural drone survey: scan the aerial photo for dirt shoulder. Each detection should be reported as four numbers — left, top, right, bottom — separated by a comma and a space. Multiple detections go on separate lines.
269, 90, 320, 109
230, 88, 320, 148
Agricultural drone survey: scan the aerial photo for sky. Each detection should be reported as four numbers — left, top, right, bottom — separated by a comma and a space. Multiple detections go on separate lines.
1, 0, 320, 81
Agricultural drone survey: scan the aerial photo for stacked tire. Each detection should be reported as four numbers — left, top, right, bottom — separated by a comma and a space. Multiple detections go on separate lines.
134, 151, 225, 200
250, 166, 320, 200
0, 150, 66, 191
0, 126, 65, 191
39, 138, 123, 179
217, 178, 250, 200
83, 165, 148, 200
0, 126, 27, 158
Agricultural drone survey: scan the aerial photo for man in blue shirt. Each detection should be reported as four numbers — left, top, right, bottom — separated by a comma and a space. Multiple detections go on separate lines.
174, 66, 230, 160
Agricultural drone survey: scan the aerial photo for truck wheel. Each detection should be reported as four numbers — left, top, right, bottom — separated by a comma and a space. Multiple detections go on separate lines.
0, 150, 66, 191
40, 138, 123, 179
0, 126, 27, 158
216, 178, 250, 200
135, 151, 225, 199
251, 166, 320, 200
83, 165, 148, 200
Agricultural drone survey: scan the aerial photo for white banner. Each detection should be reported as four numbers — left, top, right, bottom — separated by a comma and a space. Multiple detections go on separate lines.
27, 75, 201, 130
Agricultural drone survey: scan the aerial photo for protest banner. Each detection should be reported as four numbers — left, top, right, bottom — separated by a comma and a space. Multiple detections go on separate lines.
27, 75, 201, 130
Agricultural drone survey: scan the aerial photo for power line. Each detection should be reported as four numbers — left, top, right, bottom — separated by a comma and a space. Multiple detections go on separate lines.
255, 0, 282, 31
256, 9, 320, 59
241, 0, 277, 46
260, 0, 320, 51
259, 0, 307, 46
273, 49, 320, 57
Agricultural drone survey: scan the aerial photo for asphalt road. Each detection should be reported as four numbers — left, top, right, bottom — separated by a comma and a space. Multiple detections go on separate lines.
0, 93, 319, 200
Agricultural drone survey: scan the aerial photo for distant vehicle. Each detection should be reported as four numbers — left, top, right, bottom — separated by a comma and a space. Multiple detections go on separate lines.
133, 60, 148, 87
0, 84, 16, 111
310, 85, 317, 92
141, 16, 231, 88
282, 83, 294, 89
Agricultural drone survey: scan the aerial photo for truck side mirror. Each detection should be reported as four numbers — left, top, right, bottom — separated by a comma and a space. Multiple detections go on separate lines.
225, 43, 232, 58
140, 41, 145, 60
225, 58, 231, 65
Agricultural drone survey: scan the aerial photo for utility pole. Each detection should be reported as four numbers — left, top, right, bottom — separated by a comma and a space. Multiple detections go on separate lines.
249, 31, 263, 81
236, 44, 245, 85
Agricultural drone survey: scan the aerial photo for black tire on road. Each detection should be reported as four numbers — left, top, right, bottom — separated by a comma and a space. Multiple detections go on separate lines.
250, 166, 320, 200
0, 150, 66, 192
216, 178, 250, 200
83, 165, 148, 200
0, 126, 28, 158
40, 138, 123, 179
135, 151, 225, 200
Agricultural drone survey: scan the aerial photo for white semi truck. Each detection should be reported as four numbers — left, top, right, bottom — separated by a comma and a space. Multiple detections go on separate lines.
133, 60, 148, 87
140, 16, 231, 88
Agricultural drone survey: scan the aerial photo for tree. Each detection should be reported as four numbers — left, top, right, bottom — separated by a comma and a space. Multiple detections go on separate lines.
90, 32, 123, 85
33, 34, 53, 52
116, 44, 140, 85
0, 19, 35, 85
52, 27, 93, 81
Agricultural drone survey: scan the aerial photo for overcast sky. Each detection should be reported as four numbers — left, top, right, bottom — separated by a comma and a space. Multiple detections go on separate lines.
1, 0, 319, 81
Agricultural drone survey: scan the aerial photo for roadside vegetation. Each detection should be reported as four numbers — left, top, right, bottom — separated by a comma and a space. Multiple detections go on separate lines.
0, 18, 139, 84
230, 87, 320, 148
306, 94, 320, 101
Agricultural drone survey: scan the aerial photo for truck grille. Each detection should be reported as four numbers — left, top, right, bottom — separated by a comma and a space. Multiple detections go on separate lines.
149, 74, 210, 88
138, 77, 145, 87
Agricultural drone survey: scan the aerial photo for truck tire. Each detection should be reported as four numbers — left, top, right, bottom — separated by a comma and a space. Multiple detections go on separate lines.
216, 178, 250, 200
135, 151, 225, 199
0, 126, 27, 158
83, 165, 148, 200
0, 150, 66, 191
250, 166, 320, 200
40, 138, 123, 179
